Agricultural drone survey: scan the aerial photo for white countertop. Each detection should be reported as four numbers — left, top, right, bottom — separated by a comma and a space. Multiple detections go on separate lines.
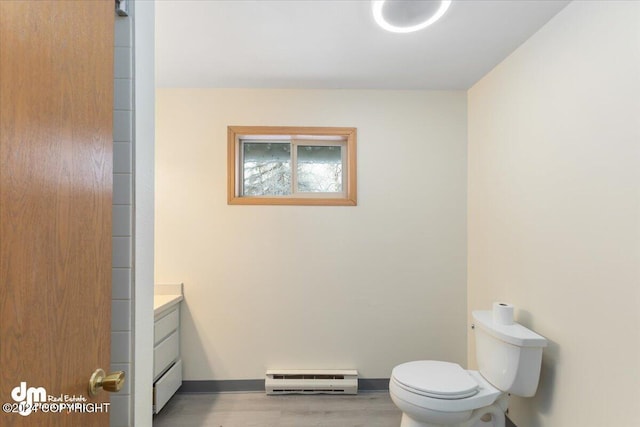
153, 294, 183, 316
154, 283, 184, 316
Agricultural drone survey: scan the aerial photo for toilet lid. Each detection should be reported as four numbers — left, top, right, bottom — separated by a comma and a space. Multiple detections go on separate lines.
392, 361, 479, 399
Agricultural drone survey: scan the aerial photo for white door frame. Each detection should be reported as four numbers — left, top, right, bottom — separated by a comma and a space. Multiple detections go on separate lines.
133, 1, 155, 426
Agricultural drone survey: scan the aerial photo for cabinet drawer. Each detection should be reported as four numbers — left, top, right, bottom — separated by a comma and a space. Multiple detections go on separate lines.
154, 308, 179, 345
154, 359, 182, 414
153, 331, 179, 380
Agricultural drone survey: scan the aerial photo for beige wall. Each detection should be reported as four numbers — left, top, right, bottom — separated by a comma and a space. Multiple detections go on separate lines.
468, 2, 640, 426
156, 89, 468, 380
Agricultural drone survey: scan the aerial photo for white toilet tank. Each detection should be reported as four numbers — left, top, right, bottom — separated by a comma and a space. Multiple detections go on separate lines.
472, 310, 547, 397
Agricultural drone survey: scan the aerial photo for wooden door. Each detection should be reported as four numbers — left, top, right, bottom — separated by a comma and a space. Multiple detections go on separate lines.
0, 1, 114, 426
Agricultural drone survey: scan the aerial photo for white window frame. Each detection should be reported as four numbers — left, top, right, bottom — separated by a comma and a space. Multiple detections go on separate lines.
228, 126, 357, 206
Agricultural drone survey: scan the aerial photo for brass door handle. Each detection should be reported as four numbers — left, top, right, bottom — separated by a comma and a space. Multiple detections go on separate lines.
88, 369, 125, 396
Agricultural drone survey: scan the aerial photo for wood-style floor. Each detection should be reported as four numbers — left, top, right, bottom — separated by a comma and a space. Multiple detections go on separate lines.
153, 392, 402, 427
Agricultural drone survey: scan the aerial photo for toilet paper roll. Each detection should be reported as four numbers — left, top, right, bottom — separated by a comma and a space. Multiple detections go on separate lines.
492, 302, 515, 325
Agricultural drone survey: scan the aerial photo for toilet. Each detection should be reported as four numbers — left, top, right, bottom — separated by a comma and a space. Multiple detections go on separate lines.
389, 307, 547, 427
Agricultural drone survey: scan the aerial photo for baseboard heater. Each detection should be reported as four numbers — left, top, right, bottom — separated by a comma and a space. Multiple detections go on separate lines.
265, 369, 358, 395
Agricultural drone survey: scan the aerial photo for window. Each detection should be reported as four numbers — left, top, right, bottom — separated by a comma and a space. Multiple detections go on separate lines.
228, 126, 357, 206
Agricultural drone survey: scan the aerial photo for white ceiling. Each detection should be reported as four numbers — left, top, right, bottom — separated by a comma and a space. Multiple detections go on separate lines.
155, 0, 570, 90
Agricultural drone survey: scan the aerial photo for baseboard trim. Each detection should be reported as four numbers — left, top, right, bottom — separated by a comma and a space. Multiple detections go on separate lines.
357, 378, 389, 391
178, 378, 390, 393
179, 380, 264, 393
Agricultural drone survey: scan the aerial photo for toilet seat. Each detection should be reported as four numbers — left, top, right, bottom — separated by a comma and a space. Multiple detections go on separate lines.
389, 363, 503, 413
392, 361, 479, 399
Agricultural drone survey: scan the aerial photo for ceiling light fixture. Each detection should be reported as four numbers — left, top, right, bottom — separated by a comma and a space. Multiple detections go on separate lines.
372, 0, 452, 34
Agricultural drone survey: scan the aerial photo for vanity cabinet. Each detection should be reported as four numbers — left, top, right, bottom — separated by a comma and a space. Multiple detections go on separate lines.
153, 302, 182, 413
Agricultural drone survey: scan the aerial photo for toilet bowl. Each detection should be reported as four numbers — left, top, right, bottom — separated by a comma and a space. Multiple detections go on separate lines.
389, 307, 547, 427
389, 361, 505, 427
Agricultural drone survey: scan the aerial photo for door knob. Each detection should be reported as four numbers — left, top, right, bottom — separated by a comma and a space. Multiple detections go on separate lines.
88, 369, 125, 396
